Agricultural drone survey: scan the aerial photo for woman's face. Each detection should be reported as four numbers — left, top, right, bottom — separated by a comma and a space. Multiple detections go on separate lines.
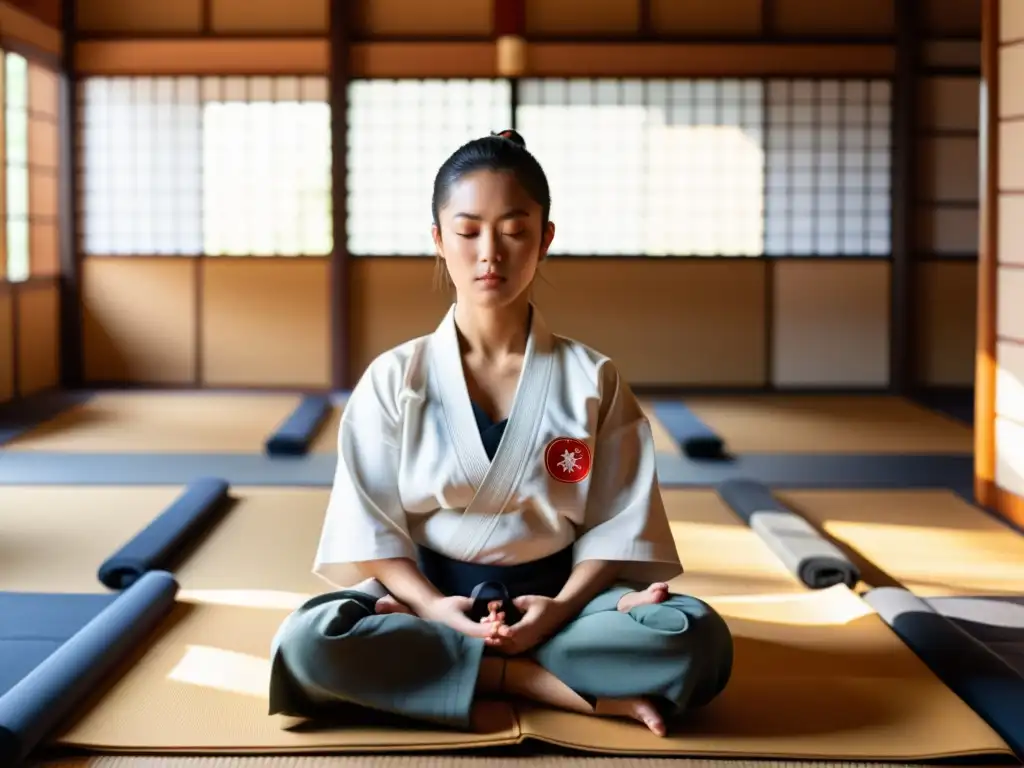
433, 169, 554, 309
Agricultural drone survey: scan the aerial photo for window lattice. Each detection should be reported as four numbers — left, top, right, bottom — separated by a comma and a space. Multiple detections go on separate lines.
78, 75, 332, 256
6, 53, 28, 280
345, 79, 513, 256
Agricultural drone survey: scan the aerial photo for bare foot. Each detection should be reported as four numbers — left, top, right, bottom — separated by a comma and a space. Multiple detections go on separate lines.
375, 595, 414, 615
595, 697, 667, 736
616, 582, 670, 612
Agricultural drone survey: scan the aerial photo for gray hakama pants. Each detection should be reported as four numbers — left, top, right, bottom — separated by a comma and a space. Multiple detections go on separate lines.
268, 578, 734, 730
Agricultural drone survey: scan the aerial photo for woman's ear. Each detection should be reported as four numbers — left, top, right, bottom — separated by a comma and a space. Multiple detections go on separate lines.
431, 224, 444, 260
538, 220, 556, 261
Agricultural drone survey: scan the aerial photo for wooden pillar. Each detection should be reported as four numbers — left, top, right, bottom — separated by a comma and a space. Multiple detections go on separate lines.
494, 0, 526, 78
58, 0, 82, 388
329, 0, 351, 390
976, 0, 999, 509
889, 0, 918, 396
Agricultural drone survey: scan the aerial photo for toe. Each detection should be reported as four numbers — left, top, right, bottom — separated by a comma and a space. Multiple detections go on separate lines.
633, 700, 666, 736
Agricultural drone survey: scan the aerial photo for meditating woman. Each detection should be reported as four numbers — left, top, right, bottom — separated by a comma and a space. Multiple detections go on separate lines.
269, 130, 734, 737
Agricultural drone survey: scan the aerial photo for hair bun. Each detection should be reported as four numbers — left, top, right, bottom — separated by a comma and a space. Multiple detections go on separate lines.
493, 129, 526, 148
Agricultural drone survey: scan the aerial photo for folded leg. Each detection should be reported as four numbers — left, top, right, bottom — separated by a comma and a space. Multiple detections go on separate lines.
269, 581, 486, 730
532, 585, 733, 719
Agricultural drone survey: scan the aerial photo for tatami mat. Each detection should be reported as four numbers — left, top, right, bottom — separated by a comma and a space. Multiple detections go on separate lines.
4, 486, 1010, 760
682, 395, 974, 454
0, 485, 188, 594
775, 489, 1024, 597
639, 401, 682, 455
34, 759, 1010, 768
0, 485, 332, 597
3, 393, 343, 454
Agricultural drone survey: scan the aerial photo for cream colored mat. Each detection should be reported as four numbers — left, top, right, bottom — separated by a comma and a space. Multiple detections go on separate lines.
41, 488, 1013, 760
776, 488, 1024, 597
0, 486, 187, 593
681, 395, 973, 454
5, 392, 342, 454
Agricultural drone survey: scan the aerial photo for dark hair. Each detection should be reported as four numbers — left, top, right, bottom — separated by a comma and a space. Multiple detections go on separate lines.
431, 129, 551, 228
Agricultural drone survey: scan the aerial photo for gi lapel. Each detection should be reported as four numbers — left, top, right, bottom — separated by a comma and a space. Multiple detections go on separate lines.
429, 304, 555, 561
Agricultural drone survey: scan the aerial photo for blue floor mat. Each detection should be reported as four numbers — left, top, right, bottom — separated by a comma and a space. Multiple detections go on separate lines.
0, 450, 973, 494
0, 592, 116, 697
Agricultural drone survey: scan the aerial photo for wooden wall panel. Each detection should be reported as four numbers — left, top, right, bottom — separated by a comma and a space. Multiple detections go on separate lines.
351, 0, 492, 37
349, 259, 768, 387
919, 77, 980, 132
76, 0, 203, 33
75, 40, 330, 76
916, 261, 977, 386
918, 136, 980, 203
524, 43, 895, 78
4, 0, 60, 29
211, 0, 328, 34
0, 289, 13, 403
922, 40, 982, 70
16, 281, 58, 396
772, 261, 890, 387
82, 258, 196, 384
0, 1, 59, 53
200, 259, 330, 389
29, 61, 59, 277
649, 0, 762, 36
525, 0, 640, 36
923, 0, 982, 36
773, 0, 894, 36
917, 208, 979, 255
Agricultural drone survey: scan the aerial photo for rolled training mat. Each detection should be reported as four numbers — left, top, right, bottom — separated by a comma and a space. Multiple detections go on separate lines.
716, 478, 860, 589
865, 587, 1024, 760
0, 570, 179, 767
264, 395, 333, 456
97, 477, 231, 590
649, 401, 726, 459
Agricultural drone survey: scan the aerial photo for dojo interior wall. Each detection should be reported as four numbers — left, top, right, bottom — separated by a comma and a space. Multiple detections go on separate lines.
976, 0, 1024, 522
0, 0, 985, 397
0, 0, 62, 405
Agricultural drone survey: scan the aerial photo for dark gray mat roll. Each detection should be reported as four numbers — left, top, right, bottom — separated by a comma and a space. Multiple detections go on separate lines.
650, 401, 727, 459
97, 477, 231, 590
865, 587, 1024, 760
716, 478, 860, 589
927, 596, 1024, 679
265, 395, 332, 456
0, 593, 116, 698
0, 571, 179, 767
0, 451, 973, 491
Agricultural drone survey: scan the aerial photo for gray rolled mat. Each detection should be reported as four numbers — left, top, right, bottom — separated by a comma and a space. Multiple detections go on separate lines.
97, 477, 231, 590
716, 478, 860, 589
0, 570, 179, 767
865, 587, 1024, 760
0, 593, 117, 698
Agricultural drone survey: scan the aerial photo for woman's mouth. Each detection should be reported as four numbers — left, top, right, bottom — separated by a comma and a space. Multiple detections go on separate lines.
477, 274, 506, 284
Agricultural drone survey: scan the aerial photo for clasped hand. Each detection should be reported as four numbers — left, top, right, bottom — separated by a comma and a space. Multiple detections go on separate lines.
419, 593, 571, 655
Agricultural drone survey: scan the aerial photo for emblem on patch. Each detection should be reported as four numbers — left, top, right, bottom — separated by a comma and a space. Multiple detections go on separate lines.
544, 437, 592, 483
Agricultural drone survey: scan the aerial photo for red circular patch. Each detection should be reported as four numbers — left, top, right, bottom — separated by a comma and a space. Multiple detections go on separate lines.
544, 437, 592, 484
